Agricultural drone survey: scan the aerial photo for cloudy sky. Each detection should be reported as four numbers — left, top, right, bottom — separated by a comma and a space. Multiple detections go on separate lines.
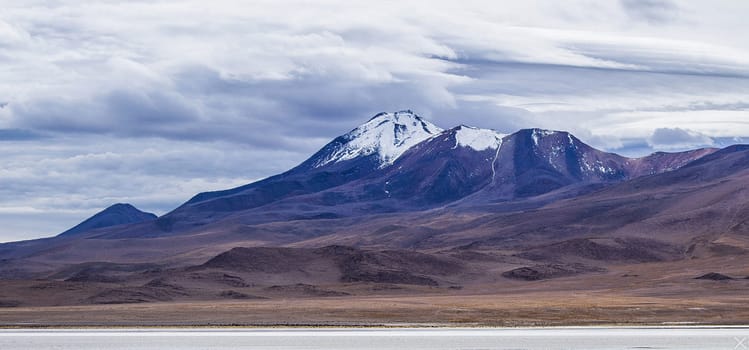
1, 0, 748, 241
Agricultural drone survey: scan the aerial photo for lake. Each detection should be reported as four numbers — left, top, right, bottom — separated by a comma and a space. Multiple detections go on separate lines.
0, 327, 747, 349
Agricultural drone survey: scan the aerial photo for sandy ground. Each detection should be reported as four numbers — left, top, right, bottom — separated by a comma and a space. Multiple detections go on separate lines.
1, 257, 747, 327
1, 290, 748, 327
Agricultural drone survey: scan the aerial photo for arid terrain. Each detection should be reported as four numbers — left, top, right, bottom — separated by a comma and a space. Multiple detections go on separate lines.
1, 283, 748, 327
1, 254, 748, 326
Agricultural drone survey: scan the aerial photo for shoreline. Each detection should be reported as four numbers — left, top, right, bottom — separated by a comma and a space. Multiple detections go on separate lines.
2, 324, 749, 329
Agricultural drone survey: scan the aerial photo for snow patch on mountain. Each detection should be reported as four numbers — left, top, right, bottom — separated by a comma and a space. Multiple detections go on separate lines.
314, 110, 443, 168
581, 158, 616, 175
531, 129, 557, 146
454, 125, 506, 151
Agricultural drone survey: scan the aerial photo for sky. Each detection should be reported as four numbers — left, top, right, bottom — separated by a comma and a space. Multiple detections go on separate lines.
1, 0, 749, 242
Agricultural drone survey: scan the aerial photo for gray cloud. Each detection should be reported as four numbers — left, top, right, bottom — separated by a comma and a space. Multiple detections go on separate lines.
0, 128, 46, 141
0, 135, 305, 241
648, 127, 715, 151
620, 0, 679, 24
11, 89, 199, 135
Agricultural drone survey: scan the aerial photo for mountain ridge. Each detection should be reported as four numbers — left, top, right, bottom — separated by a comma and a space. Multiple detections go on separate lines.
38, 111, 720, 240
156, 113, 716, 236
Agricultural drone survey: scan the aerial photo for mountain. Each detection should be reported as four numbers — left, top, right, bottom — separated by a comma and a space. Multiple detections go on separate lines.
10, 110, 716, 244
230, 141, 749, 255
1, 110, 748, 314
3, 111, 720, 249
152, 114, 715, 236
155, 110, 443, 231
478, 128, 716, 199
58, 203, 157, 237
306, 110, 444, 169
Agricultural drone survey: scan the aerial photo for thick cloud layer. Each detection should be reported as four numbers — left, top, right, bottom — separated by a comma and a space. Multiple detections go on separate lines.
1, 0, 748, 241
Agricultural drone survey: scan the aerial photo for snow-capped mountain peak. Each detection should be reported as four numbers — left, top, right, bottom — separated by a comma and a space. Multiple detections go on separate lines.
314, 110, 443, 168
453, 125, 506, 151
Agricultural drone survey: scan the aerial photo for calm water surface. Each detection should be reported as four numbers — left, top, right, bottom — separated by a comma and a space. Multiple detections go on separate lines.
0, 327, 747, 349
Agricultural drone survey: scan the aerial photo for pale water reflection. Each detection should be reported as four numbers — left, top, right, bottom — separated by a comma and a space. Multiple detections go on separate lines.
0, 327, 747, 349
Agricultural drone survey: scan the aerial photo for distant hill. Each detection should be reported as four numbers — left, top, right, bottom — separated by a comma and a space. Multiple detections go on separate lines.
58, 203, 157, 237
